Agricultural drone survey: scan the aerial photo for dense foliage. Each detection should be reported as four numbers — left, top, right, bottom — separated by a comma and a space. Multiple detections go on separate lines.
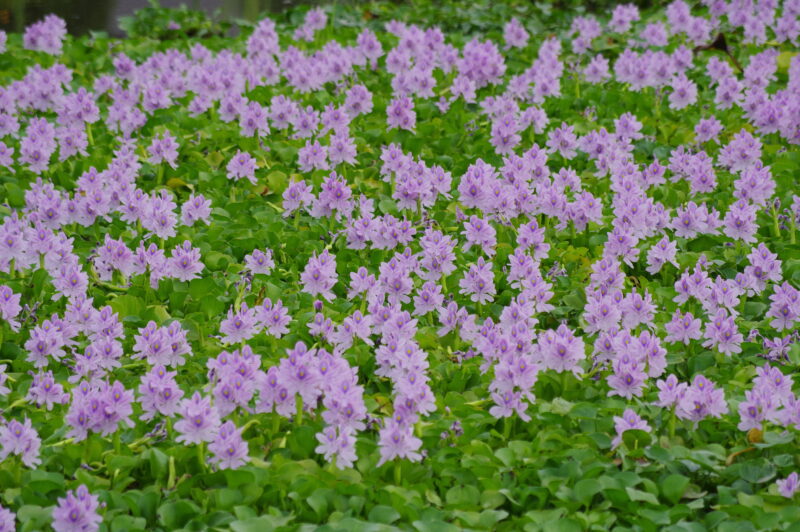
1, 0, 800, 530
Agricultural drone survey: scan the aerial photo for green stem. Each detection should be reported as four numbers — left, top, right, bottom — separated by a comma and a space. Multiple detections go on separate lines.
771, 205, 781, 238
503, 416, 513, 441
296, 395, 304, 425
113, 430, 121, 455
669, 408, 677, 440
86, 123, 94, 146
393, 461, 402, 485
82, 441, 91, 465
197, 442, 206, 471
157, 164, 165, 187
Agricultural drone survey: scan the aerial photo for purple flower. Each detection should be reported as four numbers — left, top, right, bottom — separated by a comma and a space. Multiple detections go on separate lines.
655, 374, 688, 408
226, 151, 257, 185
668, 74, 698, 109
147, 131, 179, 169
0, 503, 14, 532
377, 418, 422, 466
646, 236, 678, 275
536, 324, 585, 377
23, 15, 67, 55
27, 371, 69, 410
315, 426, 357, 469
462, 216, 497, 256
458, 257, 495, 304
677, 375, 728, 423
386, 96, 416, 132
766, 282, 800, 331
239, 101, 269, 137
0, 285, 22, 331
777, 472, 800, 499
0, 417, 41, 467
0, 364, 9, 397
297, 140, 329, 172
175, 392, 221, 445
607, 359, 647, 400
220, 303, 260, 345
209, 421, 249, 470
503, 18, 529, 49
282, 180, 314, 217
137, 365, 184, 420
167, 241, 204, 282
257, 298, 292, 338
546, 122, 578, 159
52, 485, 102, 532
181, 193, 212, 226
300, 250, 338, 301
244, 248, 275, 275
695, 116, 723, 143
736, 389, 772, 432
611, 409, 651, 449
664, 310, 702, 345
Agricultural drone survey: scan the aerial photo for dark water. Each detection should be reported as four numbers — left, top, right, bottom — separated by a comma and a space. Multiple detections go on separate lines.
0, 0, 312, 37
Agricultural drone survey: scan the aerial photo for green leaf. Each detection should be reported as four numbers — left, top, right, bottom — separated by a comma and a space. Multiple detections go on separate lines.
368, 505, 401, 524
229, 515, 295, 532
157, 500, 201, 529
108, 294, 145, 319
574, 478, 602, 506
445, 485, 480, 509
625, 487, 660, 506
662, 474, 690, 504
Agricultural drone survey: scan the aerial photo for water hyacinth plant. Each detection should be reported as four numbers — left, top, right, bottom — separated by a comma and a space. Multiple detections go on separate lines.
0, 0, 799, 529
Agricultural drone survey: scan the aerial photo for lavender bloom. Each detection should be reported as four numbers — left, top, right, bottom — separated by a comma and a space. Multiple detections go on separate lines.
220, 303, 260, 345
257, 298, 292, 338
181, 193, 212, 226
244, 248, 275, 275
0, 285, 22, 331
297, 140, 329, 172
282, 180, 314, 217
209, 421, 249, 470
536, 324, 586, 377
777, 473, 800, 499
147, 131, 179, 169
459, 258, 496, 304
27, 370, 70, 410
52, 485, 102, 532
377, 418, 422, 466
138, 365, 184, 420
503, 18, 529, 49
677, 375, 728, 423
23, 15, 67, 55
300, 250, 338, 301
0, 504, 14, 532
607, 359, 647, 400
386, 96, 416, 132
315, 426, 357, 469
0, 417, 41, 467
462, 216, 497, 256
664, 310, 702, 345
0, 364, 8, 396
175, 392, 221, 445
611, 409, 651, 449
655, 374, 688, 408
226, 151, 258, 185
167, 241, 204, 282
